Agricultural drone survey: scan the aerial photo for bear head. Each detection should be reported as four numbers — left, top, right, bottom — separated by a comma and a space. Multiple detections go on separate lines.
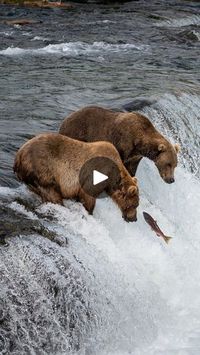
154, 142, 180, 184
111, 176, 139, 222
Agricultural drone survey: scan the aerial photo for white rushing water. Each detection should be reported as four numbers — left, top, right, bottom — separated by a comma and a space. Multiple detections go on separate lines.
0, 41, 148, 57
0, 92, 200, 354
156, 14, 200, 28
1, 161, 200, 354
143, 93, 200, 178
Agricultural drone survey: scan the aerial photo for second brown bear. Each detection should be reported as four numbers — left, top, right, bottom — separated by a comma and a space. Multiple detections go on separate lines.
59, 106, 180, 184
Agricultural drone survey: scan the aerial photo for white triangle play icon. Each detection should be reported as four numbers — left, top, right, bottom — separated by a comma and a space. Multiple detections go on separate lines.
93, 170, 108, 186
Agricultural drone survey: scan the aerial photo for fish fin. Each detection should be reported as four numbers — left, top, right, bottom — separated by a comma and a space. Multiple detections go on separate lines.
163, 235, 172, 244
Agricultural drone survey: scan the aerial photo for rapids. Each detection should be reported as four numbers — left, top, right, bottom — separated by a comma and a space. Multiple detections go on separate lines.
0, 1, 200, 354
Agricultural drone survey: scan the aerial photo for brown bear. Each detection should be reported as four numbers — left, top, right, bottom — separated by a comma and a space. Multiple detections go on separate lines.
14, 133, 139, 222
59, 106, 180, 184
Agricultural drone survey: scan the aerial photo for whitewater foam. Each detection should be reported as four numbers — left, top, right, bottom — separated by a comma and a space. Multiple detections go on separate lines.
142, 93, 200, 178
0, 30, 14, 37
0, 41, 148, 57
157, 14, 200, 28
1, 158, 200, 354
9, 201, 38, 220
31, 36, 49, 41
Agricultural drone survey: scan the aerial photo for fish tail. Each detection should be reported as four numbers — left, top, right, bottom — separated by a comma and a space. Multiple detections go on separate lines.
163, 235, 172, 244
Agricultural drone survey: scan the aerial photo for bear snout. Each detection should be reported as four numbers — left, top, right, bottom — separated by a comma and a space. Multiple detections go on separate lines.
164, 177, 175, 184
159, 170, 175, 184
123, 212, 137, 222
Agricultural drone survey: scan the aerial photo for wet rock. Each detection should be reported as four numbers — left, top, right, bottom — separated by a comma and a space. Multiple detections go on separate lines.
147, 13, 168, 21
110, 107, 124, 112
179, 29, 200, 43
0, 0, 74, 10
122, 97, 157, 112
2, 18, 42, 26
23, 1, 74, 9
0, 203, 66, 246
165, 28, 200, 45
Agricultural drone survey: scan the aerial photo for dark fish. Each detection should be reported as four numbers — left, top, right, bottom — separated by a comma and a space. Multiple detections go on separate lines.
143, 211, 172, 244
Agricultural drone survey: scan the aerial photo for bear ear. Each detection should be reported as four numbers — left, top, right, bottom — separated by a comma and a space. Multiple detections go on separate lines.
174, 143, 180, 154
158, 143, 166, 152
132, 177, 137, 185
128, 185, 137, 196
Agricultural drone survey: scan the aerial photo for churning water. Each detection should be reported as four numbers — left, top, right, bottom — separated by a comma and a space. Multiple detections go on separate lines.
0, 1, 200, 354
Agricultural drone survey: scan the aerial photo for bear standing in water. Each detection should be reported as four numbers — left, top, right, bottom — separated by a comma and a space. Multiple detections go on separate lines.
59, 106, 180, 183
14, 133, 139, 222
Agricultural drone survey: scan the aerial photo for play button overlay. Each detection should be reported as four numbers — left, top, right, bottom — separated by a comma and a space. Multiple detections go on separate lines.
79, 156, 120, 198
93, 170, 108, 185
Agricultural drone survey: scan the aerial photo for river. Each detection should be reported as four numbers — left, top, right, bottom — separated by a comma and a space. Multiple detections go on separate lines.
0, 1, 200, 354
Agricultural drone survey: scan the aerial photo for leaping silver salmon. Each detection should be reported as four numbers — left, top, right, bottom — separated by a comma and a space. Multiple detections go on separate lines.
143, 211, 172, 244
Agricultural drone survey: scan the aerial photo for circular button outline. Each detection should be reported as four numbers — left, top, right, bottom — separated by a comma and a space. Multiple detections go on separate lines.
79, 156, 121, 199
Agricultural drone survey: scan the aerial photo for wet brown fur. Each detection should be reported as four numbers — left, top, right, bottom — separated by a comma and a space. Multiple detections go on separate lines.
59, 106, 180, 183
14, 133, 139, 221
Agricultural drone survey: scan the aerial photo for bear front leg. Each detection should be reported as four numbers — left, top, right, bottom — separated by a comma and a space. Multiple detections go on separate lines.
125, 157, 142, 176
29, 185, 64, 205
41, 186, 64, 205
78, 188, 96, 215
